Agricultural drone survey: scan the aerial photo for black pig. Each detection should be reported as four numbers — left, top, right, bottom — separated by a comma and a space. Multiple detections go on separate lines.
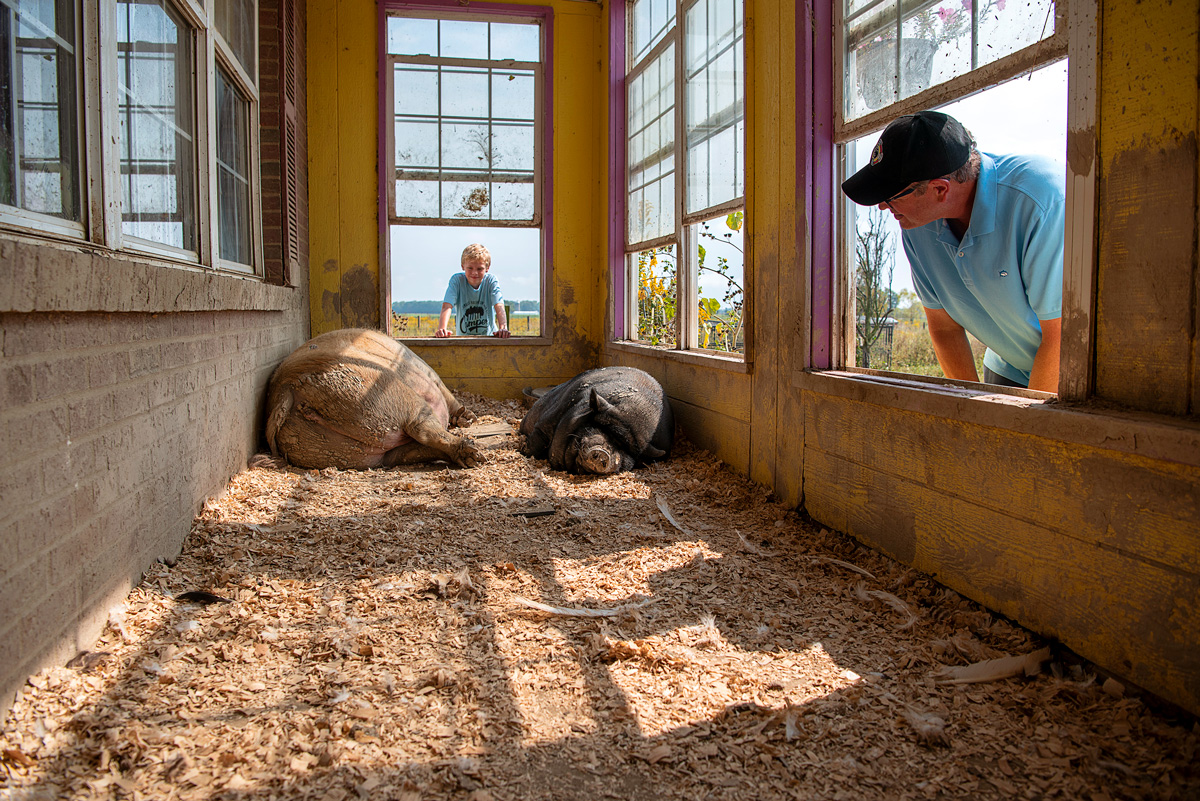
520, 367, 674, 475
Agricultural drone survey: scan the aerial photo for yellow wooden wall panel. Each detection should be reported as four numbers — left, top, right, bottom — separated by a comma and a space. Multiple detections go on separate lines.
671, 397, 752, 475
305, 0, 341, 334
1094, 0, 1200, 414
804, 448, 1200, 713
804, 392, 1200, 573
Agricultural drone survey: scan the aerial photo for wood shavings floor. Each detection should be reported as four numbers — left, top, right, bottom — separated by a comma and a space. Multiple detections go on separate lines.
3, 393, 1197, 800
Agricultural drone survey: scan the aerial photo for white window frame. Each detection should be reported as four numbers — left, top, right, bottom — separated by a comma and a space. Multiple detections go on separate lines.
621, 0, 746, 358
0, 0, 264, 276
832, 0, 1070, 388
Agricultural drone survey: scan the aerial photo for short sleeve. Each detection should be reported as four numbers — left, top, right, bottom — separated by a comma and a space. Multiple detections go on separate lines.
442, 275, 460, 306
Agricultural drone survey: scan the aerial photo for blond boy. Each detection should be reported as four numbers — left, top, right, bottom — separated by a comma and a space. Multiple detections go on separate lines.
435, 243, 510, 338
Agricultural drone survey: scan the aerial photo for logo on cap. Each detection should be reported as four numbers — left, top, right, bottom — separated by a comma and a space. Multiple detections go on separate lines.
870, 141, 883, 165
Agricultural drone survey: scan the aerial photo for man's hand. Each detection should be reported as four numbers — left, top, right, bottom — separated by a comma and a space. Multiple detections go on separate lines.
923, 306, 980, 382
492, 328, 511, 339
434, 327, 453, 338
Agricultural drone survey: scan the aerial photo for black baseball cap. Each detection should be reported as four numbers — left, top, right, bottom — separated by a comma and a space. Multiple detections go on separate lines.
841, 111, 972, 206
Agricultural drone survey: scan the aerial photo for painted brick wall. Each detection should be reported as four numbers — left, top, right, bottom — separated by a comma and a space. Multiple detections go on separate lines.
0, 309, 305, 710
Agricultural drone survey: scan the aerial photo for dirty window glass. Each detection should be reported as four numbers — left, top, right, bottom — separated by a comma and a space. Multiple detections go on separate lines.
212, 0, 256, 79
0, 0, 81, 223
388, 17, 541, 224
215, 65, 252, 266
844, 0, 1057, 122
117, 0, 197, 252
622, 0, 745, 357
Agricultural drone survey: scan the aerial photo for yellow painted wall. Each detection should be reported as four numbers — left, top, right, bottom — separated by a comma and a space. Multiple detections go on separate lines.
306, 0, 606, 398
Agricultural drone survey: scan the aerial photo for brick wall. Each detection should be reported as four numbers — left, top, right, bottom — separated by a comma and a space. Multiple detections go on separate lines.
0, 309, 306, 710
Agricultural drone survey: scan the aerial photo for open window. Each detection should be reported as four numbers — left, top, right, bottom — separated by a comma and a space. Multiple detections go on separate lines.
618, 0, 746, 357
382, 7, 547, 339
835, 0, 1067, 389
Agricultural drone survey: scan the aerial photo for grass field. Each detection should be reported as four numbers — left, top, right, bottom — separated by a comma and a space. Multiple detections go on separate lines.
391, 312, 540, 337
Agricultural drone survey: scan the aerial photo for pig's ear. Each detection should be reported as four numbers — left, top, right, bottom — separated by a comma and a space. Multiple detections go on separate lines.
590, 388, 617, 415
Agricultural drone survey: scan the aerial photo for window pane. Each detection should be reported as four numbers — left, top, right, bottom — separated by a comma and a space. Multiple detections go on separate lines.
633, 244, 678, 348
392, 49, 538, 223
212, 0, 255, 79
694, 211, 744, 354
117, 0, 196, 251
685, 0, 744, 214
0, 0, 81, 221
978, 0, 1056, 67
215, 66, 252, 265
845, 0, 1058, 121
626, 43, 675, 244
630, 0, 674, 65
490, 22, 539, 61
388, 17, 437, 56
440, 19, 488, 59
389, 224, 541, 337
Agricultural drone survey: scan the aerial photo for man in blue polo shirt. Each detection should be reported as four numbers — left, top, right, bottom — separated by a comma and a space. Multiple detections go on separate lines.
841, 110, 1064, 391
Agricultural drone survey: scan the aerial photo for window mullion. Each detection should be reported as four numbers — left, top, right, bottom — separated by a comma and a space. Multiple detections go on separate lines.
673, 0, 691, 349
199, 26, 215, 268
89, 0, 120, 248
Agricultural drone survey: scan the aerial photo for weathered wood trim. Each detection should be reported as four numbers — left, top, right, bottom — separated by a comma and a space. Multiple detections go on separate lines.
604, 341, 750, 374
1061, 0, 1100, 402
796, 370, 1200, 469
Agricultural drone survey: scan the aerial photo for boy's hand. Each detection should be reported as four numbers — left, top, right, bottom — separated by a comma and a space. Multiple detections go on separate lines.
493, 328, 511, 339
435, 327, 453, 338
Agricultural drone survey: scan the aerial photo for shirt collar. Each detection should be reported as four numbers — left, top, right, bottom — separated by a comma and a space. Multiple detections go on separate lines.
934, 152, 995, 248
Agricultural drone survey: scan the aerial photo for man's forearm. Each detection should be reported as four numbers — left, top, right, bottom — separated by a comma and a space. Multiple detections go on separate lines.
1027, 317, 1061, 392
924, 307, 979, 382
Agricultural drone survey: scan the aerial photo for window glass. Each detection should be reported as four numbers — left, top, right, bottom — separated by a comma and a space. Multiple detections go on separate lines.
633, 243, 677, 348
684, 0, 743, 215
844, 0, 1057, 121
630, 0, 674, 64
390, 22, 539, 223
626, 42, 675, 245
117, 0, 196, 251
694, 211, 743, 353
0, 0, 81, 221
212, 0, 255, 78
215, 65, 252, 265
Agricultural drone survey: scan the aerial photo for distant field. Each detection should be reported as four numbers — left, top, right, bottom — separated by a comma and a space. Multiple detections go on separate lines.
392, 313, 540, 337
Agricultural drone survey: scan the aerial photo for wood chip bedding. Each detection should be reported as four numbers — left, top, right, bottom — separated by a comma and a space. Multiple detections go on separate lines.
3, 392, 1197, 800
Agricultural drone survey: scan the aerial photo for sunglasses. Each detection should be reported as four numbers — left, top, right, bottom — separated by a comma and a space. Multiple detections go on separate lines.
883, 184, 918, 206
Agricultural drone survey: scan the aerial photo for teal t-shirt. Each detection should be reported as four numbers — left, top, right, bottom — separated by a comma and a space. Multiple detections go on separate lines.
443, 272, 503, 336
902, 152, 1065, 385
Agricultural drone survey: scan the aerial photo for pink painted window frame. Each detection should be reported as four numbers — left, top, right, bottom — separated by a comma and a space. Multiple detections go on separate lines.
378, 0, 555, 333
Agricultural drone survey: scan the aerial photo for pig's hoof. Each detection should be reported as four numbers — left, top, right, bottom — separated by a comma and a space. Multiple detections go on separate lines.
451, 407, 478, 428
455, 439, 485, 468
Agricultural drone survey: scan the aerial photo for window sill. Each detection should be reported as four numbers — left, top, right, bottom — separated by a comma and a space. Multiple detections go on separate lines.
401, 336, 553, 346
605, 340, 750, 373
0, 229, 294, 315
795, 369, 1200, 469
